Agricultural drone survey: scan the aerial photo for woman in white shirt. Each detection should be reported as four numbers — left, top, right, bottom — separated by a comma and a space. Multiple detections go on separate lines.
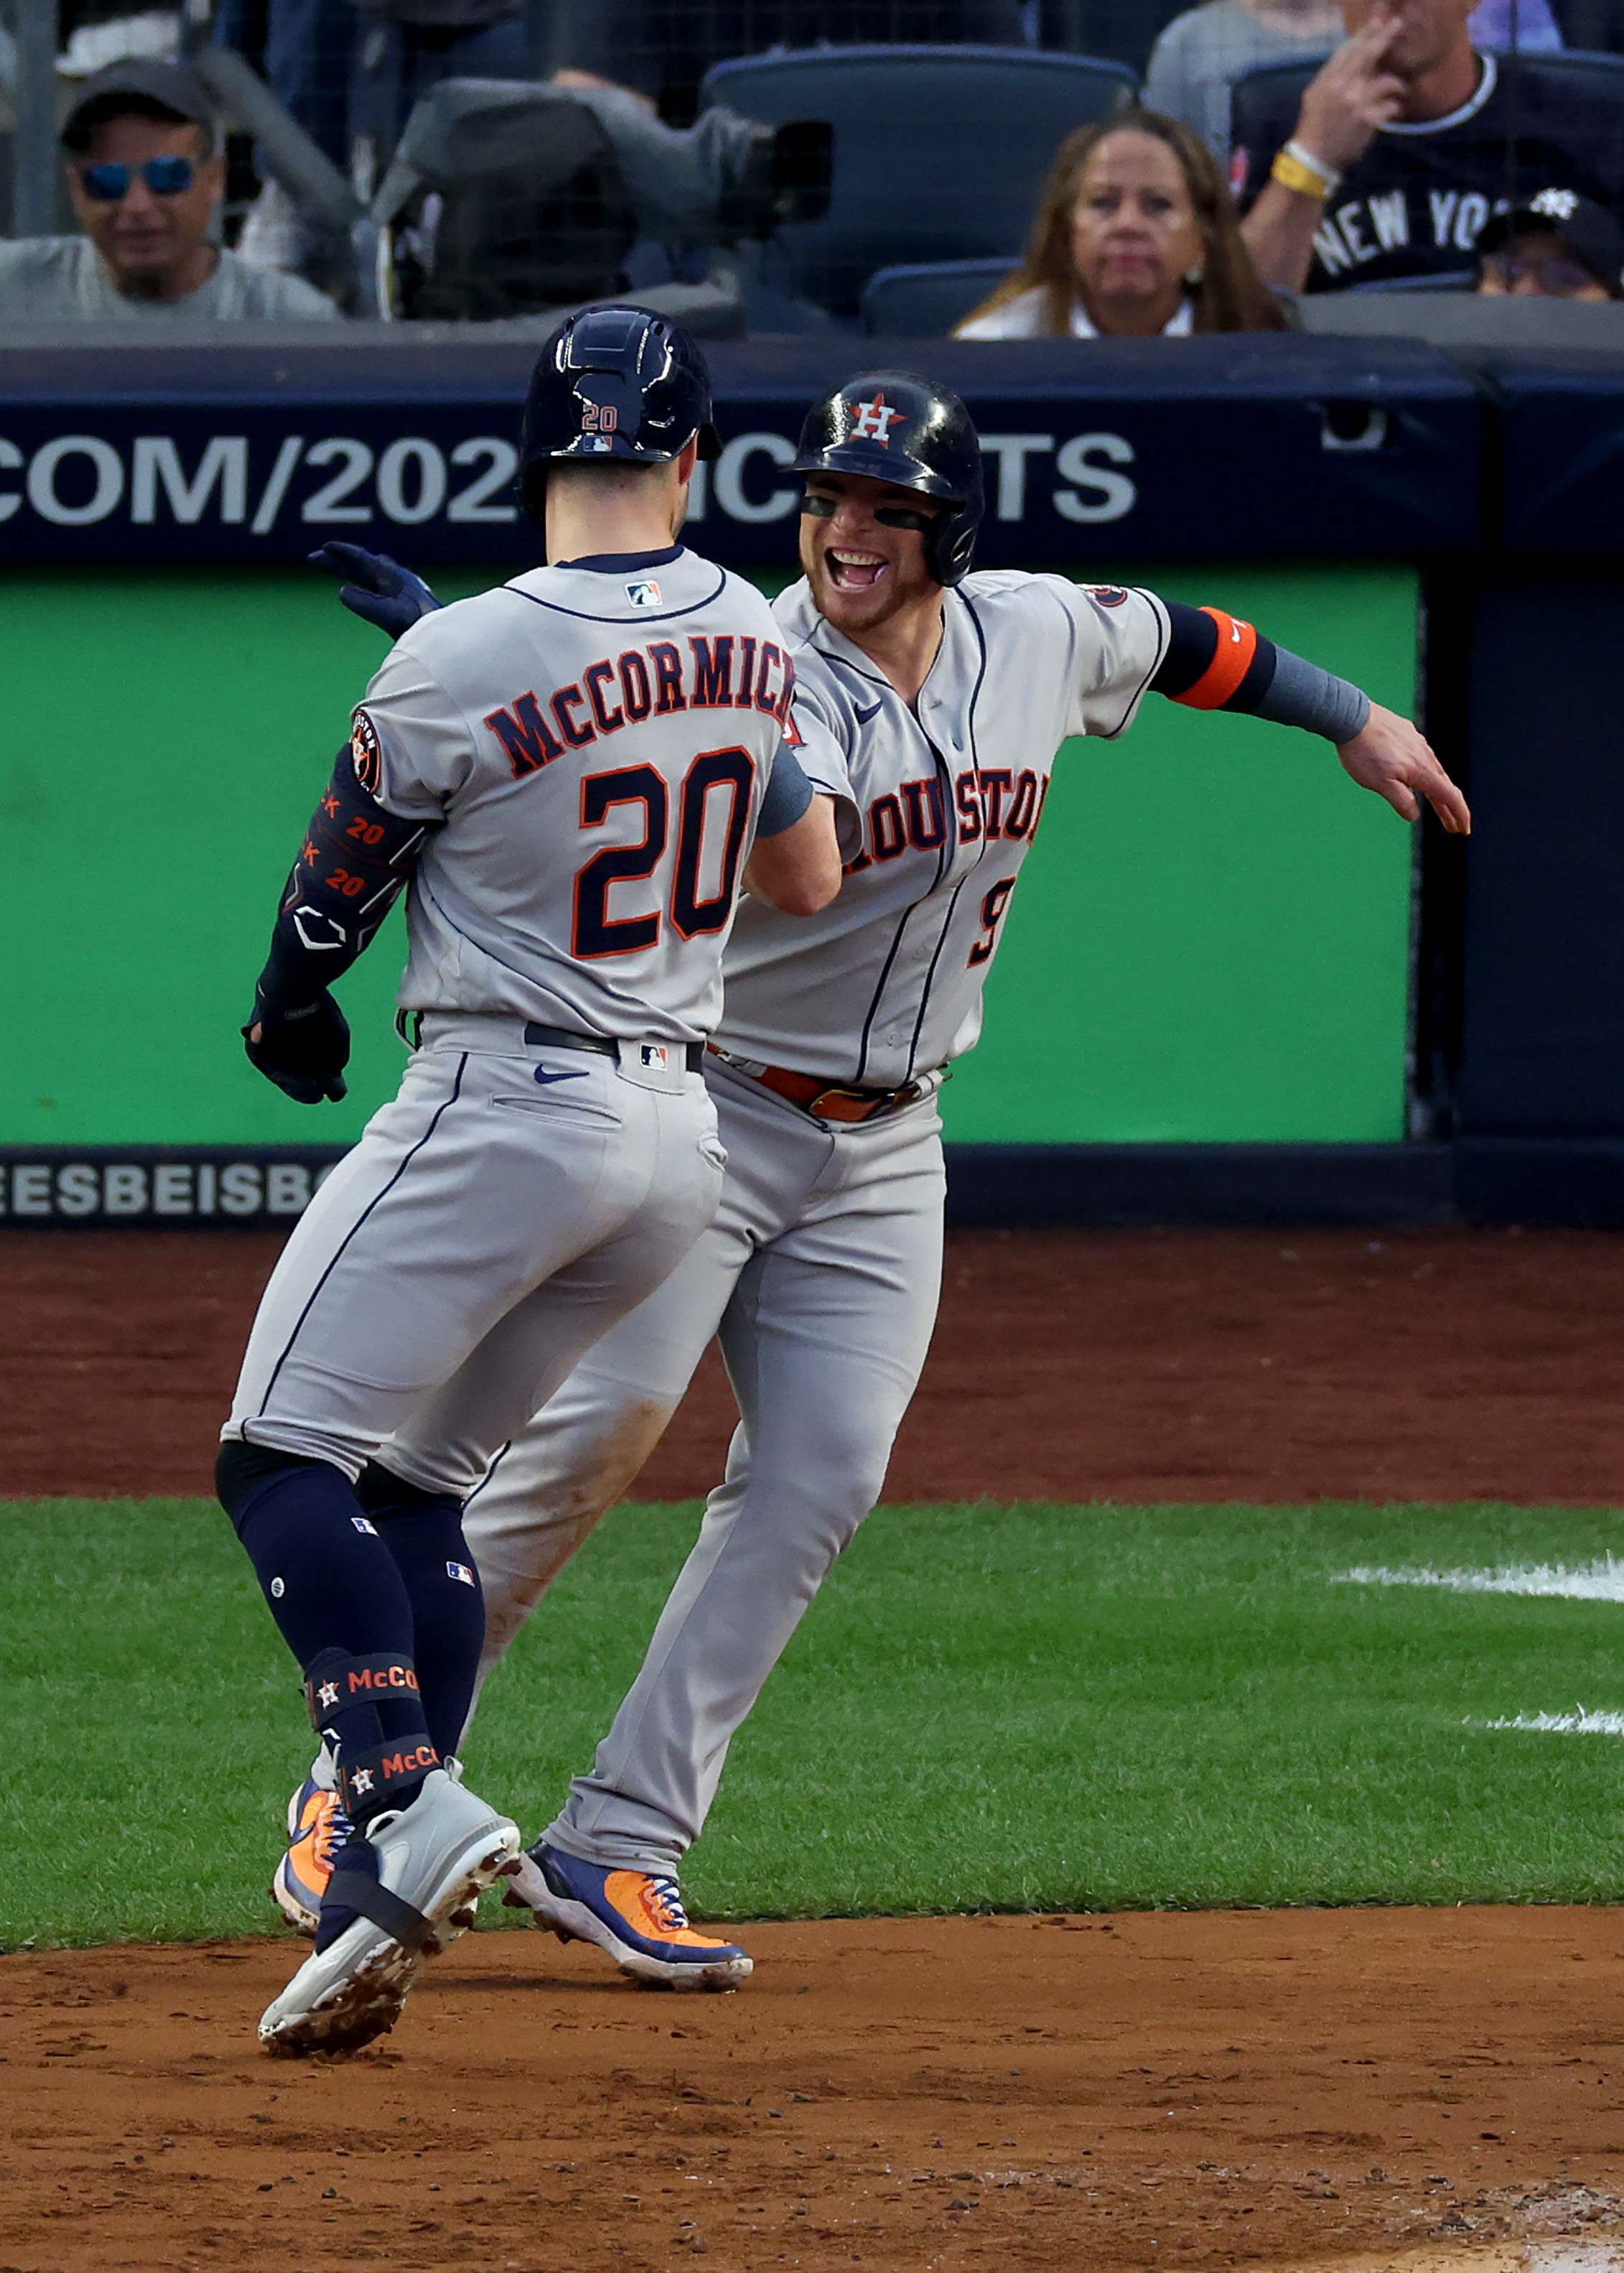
956, 108, 1288, 338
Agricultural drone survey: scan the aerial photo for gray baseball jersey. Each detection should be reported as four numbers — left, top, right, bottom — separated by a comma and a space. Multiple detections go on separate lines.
452, 567, 1181, 1882
356, 547, 801, 1049
714, 572, 1170, 1084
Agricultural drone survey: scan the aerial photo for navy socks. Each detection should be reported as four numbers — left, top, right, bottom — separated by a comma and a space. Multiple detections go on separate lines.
215, 1442, 487, 1802
355, 1463, 487, 1762
217, 1444, 418, 1667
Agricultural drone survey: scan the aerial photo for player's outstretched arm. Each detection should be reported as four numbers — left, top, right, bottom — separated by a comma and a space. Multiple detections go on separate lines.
309, 542, 443, 640
1336, 702, 1470, 833
1152, 601, 1470, 834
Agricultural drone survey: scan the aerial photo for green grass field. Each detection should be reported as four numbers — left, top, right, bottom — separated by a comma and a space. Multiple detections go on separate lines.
6, 1496, 1624, 1951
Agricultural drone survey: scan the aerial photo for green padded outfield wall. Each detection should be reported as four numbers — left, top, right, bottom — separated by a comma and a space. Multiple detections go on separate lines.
0, 564, 1417, 1149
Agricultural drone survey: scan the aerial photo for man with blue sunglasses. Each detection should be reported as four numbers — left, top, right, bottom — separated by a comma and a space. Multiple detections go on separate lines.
0, 59, 338, 322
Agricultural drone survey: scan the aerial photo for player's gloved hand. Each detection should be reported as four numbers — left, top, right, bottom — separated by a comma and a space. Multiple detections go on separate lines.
243, 993, 351, 1105
308, 542, 442, 641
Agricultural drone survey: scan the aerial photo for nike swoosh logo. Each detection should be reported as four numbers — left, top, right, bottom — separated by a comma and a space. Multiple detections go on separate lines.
533, 1065, 589, 1086
853, 699, 884, 724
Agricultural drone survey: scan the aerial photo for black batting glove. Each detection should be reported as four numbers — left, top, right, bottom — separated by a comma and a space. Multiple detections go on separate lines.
243, 990, 351, 1105
309, 542, 442, 641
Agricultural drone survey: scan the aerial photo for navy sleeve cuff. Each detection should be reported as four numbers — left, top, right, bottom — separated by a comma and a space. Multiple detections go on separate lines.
756, 740, 816, 838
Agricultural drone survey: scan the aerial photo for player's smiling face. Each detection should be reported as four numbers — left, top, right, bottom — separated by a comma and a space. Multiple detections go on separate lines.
799, 471, 945, 636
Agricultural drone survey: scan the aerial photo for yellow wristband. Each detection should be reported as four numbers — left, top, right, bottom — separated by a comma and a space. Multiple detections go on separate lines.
1271, 144, 1336, 200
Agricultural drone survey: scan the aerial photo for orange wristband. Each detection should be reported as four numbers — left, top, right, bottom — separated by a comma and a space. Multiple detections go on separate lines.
1174, 609, 1260, 710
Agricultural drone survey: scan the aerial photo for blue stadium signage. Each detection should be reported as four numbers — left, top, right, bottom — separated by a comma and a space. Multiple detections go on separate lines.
0, 1147, 347, 1227
0, 334, 1482, 566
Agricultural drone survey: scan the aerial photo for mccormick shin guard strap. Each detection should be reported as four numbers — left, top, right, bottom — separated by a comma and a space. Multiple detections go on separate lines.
335, 1737, 440, 1818
303, 1650, 422, 1732
324, 1866, 434, 1953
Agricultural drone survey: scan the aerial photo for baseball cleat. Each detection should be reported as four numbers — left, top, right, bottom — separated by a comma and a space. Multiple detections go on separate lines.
258, 1767, 521, 2057
271, 1774, 351, 1937
504, 1841, 752, 1990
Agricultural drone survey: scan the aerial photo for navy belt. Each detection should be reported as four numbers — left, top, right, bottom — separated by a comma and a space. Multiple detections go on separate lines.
523, 1021, 703, 1073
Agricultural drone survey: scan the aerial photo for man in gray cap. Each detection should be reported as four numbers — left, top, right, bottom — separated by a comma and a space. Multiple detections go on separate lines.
0, 59, 340, 320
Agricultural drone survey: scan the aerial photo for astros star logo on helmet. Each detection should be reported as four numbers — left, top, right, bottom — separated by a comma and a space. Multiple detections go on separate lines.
849, 393, 902, 444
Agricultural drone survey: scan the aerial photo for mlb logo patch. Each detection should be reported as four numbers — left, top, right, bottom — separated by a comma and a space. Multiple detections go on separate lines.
446, 1561, 476, 1587
640, 1043, 670, 1069
625, 579, 662, 608
351, 1516, 378, 1535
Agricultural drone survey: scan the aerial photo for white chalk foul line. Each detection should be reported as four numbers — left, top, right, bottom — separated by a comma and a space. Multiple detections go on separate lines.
1336, 1561, 1624, 1602
1333, 1566, 1624, 1735
1473, 1711, 1624, 1737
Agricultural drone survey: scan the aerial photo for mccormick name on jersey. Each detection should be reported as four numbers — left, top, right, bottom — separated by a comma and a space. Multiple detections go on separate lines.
481, 634, 796, 780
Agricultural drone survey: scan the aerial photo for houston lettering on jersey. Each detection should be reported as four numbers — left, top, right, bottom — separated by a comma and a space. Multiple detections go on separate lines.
715, 572, 1167, 1089
483, 636, 796, 781
841, 766, 1050, 877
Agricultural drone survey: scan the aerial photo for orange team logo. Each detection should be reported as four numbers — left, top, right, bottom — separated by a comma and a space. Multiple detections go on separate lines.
350, 707, 383, 794
849, 393, 903, 444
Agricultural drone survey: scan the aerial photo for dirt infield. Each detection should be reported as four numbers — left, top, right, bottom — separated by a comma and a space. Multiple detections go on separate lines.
6, 1222, 1624, 1502
4, 1907, 1624, 2272
8, 1223, 1624, 2272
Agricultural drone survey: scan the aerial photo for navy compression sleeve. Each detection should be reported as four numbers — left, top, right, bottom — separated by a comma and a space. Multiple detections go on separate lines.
254, 748, 431, 1017
755, 739, 816, 838
1151, 602, 1371, 743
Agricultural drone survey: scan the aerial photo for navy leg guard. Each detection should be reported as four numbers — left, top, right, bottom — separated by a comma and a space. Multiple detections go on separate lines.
217, 1439, 417, 1670
357, 1461, 486, 1762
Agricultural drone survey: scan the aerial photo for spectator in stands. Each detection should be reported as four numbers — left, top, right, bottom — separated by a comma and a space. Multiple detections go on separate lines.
0, 60, 340, 320
1146, 0, 1344, 163
1233, 0, 1624, 292
214, 0, 357, 170
1475, 185, 1624, 294
956, 111, 1287, 338
1145, 0, 1559, 164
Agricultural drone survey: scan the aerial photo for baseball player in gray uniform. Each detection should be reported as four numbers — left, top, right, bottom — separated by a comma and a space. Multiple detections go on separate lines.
218, 307, 841, 2054
284, 368, 1468, 1991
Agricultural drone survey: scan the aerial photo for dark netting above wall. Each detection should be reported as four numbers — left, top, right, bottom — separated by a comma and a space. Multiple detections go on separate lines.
30, 0, 1624, 335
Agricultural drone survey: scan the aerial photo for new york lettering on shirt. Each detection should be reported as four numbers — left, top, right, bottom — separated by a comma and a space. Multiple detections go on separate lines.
1233, 52, 1624, 287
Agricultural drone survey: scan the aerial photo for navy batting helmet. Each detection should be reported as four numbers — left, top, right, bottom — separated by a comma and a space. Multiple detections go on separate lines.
517, 304, 721, 526
791, 372, 984, 588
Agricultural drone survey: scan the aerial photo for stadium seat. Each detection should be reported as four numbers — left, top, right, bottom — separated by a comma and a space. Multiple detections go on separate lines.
371, 80, 639, 320
1038, 0, 1198, 81
559, 1, 1030, 124
859, 256, 1019, 333
1557, 0, 1624, 51
701, 45, 1136, 317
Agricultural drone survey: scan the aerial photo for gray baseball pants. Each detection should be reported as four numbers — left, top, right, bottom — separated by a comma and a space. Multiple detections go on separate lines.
460, 1058, 946, 1874
225, 1018, 727, 1495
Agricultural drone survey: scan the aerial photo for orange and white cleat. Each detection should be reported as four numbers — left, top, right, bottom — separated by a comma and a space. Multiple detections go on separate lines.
271, 1774, 351, 1937
505, 1841, 752, 1990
